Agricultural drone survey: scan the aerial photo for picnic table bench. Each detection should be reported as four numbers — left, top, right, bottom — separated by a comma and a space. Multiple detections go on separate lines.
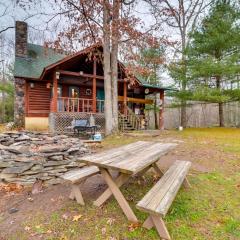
136, 160, 191, 239
78, 141, 177, 222
61, 166, 100, 205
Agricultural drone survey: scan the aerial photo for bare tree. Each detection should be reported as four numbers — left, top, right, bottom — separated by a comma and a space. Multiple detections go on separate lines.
18, 0, 158, 135
148, 0, 212, 128
0, 2, 14, 34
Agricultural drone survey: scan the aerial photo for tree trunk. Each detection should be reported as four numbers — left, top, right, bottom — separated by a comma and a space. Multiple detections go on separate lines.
103, 1, 113, 135
216, 75, 224, 127
180, 28, 187, 128
180, 103, 187, 128
219, 102, 224, 127
154, 92, 158, 129
180, 61, 187, 128
111, 0, 120, 133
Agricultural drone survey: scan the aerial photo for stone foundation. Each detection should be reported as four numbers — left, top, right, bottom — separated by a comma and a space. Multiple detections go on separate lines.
14, 78, 25, 127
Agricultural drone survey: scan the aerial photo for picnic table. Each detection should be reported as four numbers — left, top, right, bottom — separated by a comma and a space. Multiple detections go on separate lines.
79, 141, 177, 222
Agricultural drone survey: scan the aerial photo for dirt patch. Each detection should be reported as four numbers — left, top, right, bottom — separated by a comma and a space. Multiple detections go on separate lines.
0, 174, 107, 238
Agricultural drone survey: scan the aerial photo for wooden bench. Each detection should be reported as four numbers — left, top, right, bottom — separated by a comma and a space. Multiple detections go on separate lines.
61, 166, 100, 205
136, 160, 191, 240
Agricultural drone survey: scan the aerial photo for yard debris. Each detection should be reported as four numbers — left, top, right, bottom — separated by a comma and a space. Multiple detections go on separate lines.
101, 227, 107, 235
62, 213, 69, 220
31, 179, 43, 195
24, 226, 31, 232
8, 208, 19, 214
0, 131, 90, 186
106, 217, 115, 226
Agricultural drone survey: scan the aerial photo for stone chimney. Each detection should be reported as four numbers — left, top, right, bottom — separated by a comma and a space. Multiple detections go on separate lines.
15, 21, 28, 58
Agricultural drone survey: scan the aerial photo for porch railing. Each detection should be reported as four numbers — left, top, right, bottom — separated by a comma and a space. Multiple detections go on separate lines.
50, 97, 104, 113
119, 106, 145, 131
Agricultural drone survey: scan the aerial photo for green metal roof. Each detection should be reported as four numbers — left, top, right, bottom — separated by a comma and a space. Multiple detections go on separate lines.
136, 75, 174, 91
14, 43, 66, 79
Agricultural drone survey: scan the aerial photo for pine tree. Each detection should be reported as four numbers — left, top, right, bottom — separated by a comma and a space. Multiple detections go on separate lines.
139, 46, 165, 129
188, 0, 240, 127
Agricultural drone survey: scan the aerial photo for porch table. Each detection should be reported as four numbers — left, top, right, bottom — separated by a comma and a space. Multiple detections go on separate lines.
79, 141, 177, 222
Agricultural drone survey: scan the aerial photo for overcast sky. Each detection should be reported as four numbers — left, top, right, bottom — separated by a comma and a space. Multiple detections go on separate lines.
0, 0, 210, 85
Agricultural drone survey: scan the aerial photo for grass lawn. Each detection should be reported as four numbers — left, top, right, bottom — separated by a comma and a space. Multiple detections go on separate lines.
3, 128, 240, 240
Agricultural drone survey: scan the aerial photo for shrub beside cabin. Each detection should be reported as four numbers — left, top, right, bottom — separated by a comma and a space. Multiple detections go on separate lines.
14, 21, 167, 132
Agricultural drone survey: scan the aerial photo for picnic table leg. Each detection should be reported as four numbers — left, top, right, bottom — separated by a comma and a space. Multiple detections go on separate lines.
152, 162, 164, 177
135, 165, 152, 178
100, 168, 138, 223
94, 173, 130, 207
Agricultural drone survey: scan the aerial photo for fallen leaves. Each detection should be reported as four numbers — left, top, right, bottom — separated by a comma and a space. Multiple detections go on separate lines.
0, 183, 24, 193
27, 197, 34, 202
106, 217, 115, 226
62, 213, 69, 220
128, 222, 141, 232
24, 226, 31, 232
72, 214, 83, 222
101, 227, 107, 235
24, 224, 53, 236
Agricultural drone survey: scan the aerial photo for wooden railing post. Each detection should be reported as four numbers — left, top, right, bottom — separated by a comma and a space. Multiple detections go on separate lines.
159, 90, 164, 130
123, 80, 127, 115
92, 56, 97, 112
52, 71, 58, 112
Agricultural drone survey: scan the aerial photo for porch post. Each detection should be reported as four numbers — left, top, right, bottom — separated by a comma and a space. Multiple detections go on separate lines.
92, 56, 97, 113
123, 80, 127, 114
52, 71, 58, 112
159, 90, 164, 130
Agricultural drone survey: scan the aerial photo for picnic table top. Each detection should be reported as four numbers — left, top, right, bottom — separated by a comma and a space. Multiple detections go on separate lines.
79, 141, 177, 174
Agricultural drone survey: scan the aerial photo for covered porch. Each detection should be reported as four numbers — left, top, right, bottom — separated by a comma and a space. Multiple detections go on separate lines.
40, 45, 165, 133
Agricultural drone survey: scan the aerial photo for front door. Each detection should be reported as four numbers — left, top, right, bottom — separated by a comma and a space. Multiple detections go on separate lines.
97, 89, 105, 112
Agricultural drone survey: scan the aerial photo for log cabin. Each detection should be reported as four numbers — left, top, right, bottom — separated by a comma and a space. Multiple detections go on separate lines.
14, 21, 168, 132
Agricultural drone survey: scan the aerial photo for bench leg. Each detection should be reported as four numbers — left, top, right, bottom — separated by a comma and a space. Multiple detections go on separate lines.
69, 184, 85, 205
183, 177, 191, 188
152, 162, 164, 177
151, 215, 171, 240
143, 215, 171, 240
143, 216, 154, 229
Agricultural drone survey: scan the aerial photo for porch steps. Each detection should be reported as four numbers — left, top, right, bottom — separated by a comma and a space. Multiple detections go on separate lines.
118, 111, 140, 131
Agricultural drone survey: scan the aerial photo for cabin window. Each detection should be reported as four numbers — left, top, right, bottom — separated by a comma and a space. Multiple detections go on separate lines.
51, 85, 62, 97
69, 86, 80, 98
